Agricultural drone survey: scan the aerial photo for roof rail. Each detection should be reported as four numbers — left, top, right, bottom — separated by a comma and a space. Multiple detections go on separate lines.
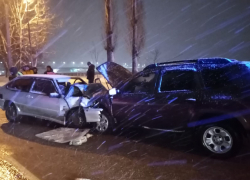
197, 57, 234, 64
143, 60, 196, 71
143, 57, 236, 71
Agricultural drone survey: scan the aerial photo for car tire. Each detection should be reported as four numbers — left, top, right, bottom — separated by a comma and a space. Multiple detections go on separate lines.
67, 108, 86, 128
95, 111, 114, 134
196, 124, 242, 158
5, 103, 20, 123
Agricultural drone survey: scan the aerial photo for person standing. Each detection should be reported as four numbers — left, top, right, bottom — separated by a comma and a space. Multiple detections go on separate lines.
21, 65, 34, 75
9, 67, 18, 81
44, 65, 54, 74
32, 67, 38, 74
87, 62, 95, 83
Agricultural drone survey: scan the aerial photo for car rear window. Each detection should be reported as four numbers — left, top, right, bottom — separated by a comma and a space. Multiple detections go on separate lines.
200, 63, 250, 91
7, 78, 33, 92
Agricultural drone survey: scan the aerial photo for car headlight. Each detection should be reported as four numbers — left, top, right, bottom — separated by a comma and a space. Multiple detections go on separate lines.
80, 98, 89, 107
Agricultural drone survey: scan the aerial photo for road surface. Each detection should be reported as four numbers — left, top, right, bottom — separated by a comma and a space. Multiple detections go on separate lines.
0, 110, 250, 180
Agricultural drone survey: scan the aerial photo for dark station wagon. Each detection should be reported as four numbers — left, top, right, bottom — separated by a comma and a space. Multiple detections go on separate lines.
89, 57, 250, 158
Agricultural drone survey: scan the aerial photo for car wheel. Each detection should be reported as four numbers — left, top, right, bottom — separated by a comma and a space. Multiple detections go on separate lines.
198, 125, 242, 158
67, 108, 86, 128
95, 111, 114, 133
5, 103, 20, 123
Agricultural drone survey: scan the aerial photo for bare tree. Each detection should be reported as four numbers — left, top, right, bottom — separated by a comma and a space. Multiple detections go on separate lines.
90, 43, 99, 66
104, 0, 116, 62
126, 0, 145, 74
151, 49, 160, 64
0, 0, 59, 74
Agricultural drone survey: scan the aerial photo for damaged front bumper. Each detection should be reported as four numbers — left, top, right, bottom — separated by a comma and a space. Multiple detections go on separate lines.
83, 107, 103, 123
80, 97, 103, 123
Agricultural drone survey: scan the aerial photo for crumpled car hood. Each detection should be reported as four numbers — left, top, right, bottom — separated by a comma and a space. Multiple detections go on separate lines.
74, 83, 106, 98
96, 62, 132, 88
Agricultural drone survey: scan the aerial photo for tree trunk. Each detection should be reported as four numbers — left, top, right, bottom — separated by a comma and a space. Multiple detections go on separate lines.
19, 12, 23, 68
132, 0, 138, 74
105, 0, 114, 62
5, 4, 13, 75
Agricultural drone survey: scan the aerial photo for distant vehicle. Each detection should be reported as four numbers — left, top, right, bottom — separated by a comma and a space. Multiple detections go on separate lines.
88, 58, 250, 158
0, 74, 105, 128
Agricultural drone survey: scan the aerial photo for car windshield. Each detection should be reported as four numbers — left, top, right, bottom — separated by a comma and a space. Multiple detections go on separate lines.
56, 78, 85, 95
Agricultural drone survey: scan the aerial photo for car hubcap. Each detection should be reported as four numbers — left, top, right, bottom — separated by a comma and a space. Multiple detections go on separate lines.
203, 127, 233, 154
96, 114, 109, 132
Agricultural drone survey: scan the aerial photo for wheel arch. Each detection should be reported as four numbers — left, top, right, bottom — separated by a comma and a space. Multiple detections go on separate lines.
192, 112, 247, 137
65, 106, 81, 119
3, 100, 14, 110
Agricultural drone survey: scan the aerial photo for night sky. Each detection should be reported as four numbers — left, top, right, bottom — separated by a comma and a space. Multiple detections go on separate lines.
47, 0, 250, 67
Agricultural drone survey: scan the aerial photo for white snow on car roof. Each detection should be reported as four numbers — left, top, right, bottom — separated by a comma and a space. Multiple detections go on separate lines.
23, 74, 71, 80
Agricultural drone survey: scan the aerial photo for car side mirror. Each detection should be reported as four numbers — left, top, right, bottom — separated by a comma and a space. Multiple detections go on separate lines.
50, 92, 60, 98
109, 88, 118, 96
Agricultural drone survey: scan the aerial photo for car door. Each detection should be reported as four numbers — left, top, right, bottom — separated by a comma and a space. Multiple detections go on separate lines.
28, 78, 67, 122
140, 65, 199, 130
112, 70, 159, 128
4, 77, 34, 115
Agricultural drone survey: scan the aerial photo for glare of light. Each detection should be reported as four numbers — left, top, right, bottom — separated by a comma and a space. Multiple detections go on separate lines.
63, 62, 65, 64
96, 62, 99, 65
23, 0, 32, 4
29, 62, 31, 64
81, 62, 83, 64
54, 69, 59, 73
138, 64, 140, 67
42, 62, 44, 64
0, 62, 2, 63
53, 62, 55, 64
2, 71, 4, 72
72, 62, 75, 64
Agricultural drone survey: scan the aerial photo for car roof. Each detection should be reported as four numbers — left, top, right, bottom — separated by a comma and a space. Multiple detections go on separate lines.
143, 57, 238, 71
22, 74, 71, 80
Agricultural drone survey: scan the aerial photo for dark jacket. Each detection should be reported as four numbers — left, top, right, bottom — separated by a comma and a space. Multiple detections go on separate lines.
44, 68, 53, 74
87, 64, 95, 80
9, 67, 18, 81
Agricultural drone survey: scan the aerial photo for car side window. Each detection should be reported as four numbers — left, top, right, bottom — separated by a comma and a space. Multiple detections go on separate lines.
160, 70, 195, 92
6, 78, 33, 92
122, 72, 157, 94
201, 65, 237, 90
31, 79, 57, 95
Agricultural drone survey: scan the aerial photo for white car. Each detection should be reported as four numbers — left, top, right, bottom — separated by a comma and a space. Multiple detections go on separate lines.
0, 74, 107, 131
